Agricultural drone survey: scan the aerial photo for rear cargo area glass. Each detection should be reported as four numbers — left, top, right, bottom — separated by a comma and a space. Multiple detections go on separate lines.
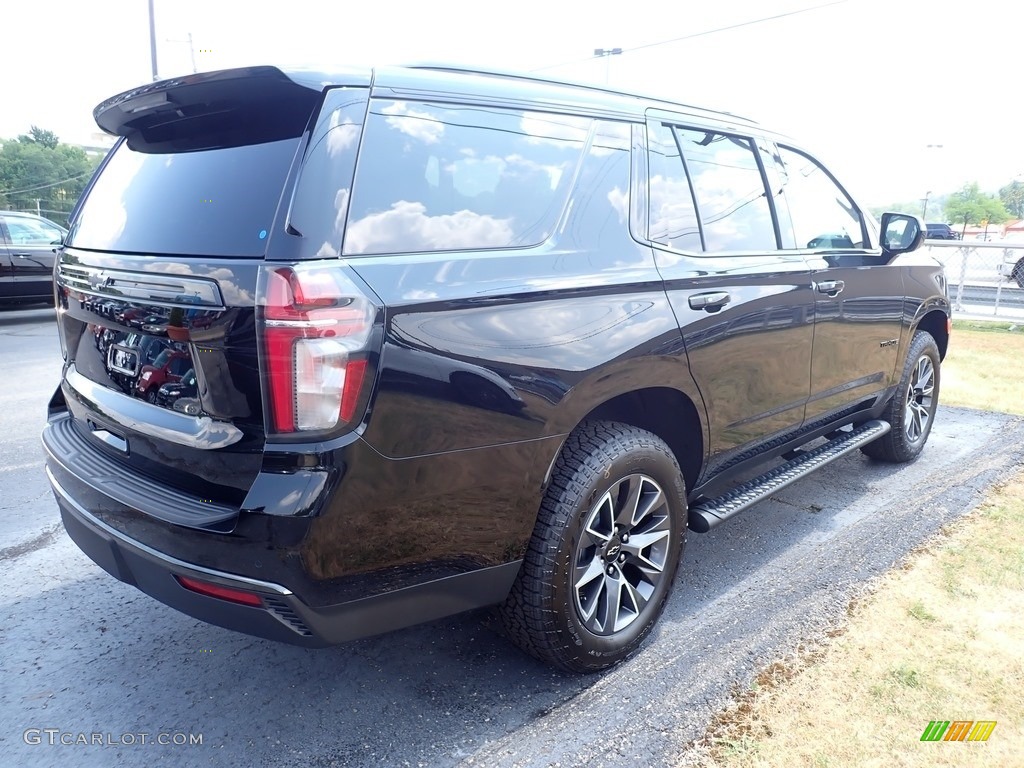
69, 138, 300, 257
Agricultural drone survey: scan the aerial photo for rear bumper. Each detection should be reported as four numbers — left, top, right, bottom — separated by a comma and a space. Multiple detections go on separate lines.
47, 466, 521, 646
48, 466, 317, 643
41, 408, 526, 646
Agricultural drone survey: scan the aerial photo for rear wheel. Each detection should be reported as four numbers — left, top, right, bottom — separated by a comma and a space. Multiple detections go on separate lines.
500, 421, 686, 673
862, 330, 940, 463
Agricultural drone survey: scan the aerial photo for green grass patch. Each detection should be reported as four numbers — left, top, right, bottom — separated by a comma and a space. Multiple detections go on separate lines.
951, 319, 1024, 333
941, 327, 1024, 415
907, 600, 937, 622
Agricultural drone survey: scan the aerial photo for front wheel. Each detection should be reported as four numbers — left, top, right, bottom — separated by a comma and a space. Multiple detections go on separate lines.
1012, 257, 1024, 289
499, 421, 687, 673
862, 330, 941, 463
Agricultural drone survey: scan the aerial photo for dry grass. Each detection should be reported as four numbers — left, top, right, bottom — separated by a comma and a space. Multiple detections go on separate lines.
693, 472, 1024, 768
940, 325, 1024, 416
688, 319, 1024, 767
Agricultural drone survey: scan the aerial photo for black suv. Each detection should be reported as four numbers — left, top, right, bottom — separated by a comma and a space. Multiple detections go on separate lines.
926, 222, 959, 240
42, 66, 950, 673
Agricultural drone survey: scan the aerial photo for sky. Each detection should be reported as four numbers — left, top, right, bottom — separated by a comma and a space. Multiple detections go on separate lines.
2, 0, 1021, 206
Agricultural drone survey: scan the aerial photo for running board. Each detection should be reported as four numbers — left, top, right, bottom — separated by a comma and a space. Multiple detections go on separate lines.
688, 419, 891, 533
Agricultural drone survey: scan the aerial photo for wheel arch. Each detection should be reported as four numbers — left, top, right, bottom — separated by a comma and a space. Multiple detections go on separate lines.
914, 307, 950, 361
545, 385, 705, 498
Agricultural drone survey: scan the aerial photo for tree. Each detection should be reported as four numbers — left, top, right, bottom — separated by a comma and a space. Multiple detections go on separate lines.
999, 180, 1024, 219
944, 182, 1009, 237
869, 197, 942, 220
0, 128, 103, 226
19, 125, 60, 150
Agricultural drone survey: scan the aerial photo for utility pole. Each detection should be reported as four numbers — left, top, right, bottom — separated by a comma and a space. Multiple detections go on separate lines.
921, 191, 931, 219
593, 48, 622, 85
167, 32, 198, 73
148, 0, 159, 81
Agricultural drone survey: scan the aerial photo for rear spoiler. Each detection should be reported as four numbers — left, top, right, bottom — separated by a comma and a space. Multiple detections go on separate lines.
93, 66, 364, 153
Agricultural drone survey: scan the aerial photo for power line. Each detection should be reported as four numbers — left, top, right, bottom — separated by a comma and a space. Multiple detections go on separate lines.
0, 170, 94, 196
530, 0, 848, 73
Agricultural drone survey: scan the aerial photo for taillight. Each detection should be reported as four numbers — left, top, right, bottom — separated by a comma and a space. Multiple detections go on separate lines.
257, 263, 376, 434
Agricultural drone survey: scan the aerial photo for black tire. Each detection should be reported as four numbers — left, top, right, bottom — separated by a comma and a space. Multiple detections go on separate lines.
1012, 257, 1024, 290
499, 420, 687, 673
861, 330, 940, 463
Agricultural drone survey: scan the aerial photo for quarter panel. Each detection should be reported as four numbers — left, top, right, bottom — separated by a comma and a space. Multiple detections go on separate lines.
351, 245, 686, 457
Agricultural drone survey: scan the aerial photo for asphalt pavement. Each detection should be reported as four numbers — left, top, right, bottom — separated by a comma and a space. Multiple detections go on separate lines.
1, 306, 1022, 768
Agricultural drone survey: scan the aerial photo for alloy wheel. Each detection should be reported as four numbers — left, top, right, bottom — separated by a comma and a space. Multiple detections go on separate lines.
572, 473, 672, 636
904, 355, 935, 443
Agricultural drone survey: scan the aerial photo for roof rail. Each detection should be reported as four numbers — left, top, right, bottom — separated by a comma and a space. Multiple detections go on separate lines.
400, 62, 756, 124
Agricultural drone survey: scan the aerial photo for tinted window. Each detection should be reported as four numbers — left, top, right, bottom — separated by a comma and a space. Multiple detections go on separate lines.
647, 123, 701, 251
287, 87, 368, 259
69, 138, 300, 257
562, 120, 633, 250
343, 101, 590, 255
5, 216, 64, 245
675, 127, 776, 252
776, 146, 865, 249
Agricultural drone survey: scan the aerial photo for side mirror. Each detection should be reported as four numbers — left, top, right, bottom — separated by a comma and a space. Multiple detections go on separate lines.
880, 212, 925, 255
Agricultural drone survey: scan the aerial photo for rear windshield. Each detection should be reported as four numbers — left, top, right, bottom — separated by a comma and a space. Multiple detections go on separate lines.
68, 138, 300, 257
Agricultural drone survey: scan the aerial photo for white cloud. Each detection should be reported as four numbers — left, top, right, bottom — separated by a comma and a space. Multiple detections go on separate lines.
344, 200, 513, 254
326, 118, 359, 156
380, 102, 445, 145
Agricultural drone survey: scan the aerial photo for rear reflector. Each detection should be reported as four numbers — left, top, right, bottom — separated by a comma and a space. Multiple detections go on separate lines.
176, 575, 265, 607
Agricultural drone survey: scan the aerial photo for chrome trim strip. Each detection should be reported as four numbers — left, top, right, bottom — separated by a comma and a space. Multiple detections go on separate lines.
57, 261, 224, 309
46, 466, 292, 596
66, 366, 244, 450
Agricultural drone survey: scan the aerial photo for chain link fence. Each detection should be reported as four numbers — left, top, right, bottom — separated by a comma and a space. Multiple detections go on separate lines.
920, 241, 1024, 320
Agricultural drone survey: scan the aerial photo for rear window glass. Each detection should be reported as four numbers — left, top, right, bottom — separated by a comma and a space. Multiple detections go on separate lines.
69, 138, 300, 257
343, 101, 590, 255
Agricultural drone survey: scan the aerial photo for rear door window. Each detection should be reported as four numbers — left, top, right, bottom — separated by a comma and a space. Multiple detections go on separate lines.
343, 101, 590, 255
5, 216, 65, 245
673, 127, 777, 252
646, 122, 701, 251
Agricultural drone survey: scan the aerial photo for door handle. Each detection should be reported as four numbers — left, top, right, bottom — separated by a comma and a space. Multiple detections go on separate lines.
688, 291, 731, 312
815, 280, 845, 296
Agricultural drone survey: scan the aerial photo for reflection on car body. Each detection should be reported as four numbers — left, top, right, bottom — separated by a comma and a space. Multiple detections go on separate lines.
156, 368, 198, 411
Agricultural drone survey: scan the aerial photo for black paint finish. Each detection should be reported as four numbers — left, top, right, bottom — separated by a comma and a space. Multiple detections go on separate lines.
42, 64, 951, 648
